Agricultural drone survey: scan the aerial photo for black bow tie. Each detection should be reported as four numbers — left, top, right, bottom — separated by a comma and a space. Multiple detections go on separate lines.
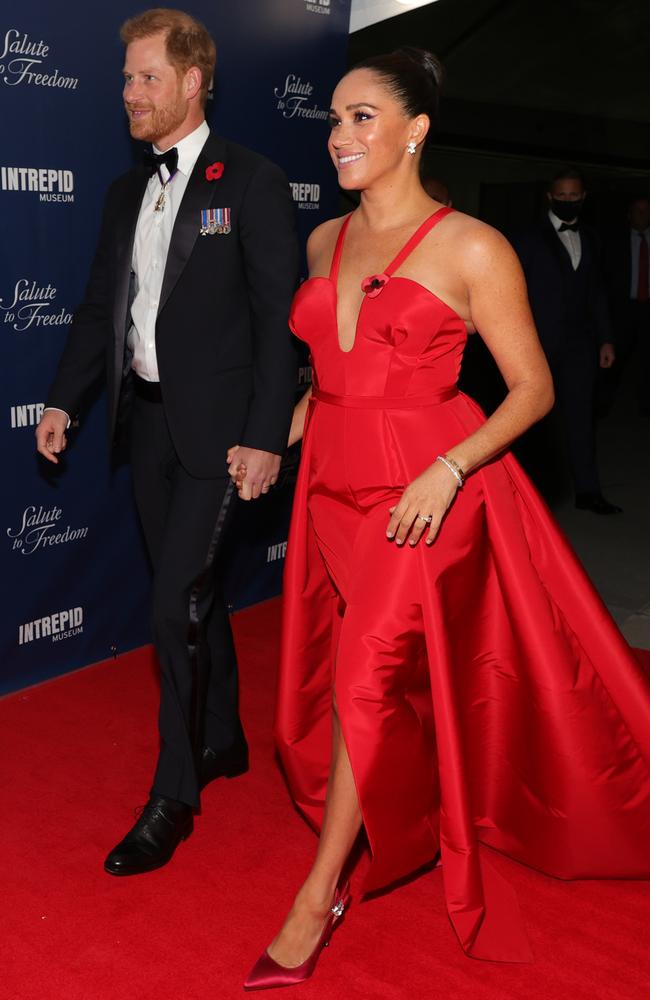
559, 221, 579, 232
143, 146, 178, 178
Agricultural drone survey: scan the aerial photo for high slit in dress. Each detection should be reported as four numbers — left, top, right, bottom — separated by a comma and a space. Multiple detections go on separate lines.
274, 206, 650, 962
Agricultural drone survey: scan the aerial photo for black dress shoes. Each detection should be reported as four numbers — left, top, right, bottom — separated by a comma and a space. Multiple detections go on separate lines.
199, 733, 249, 790
575, 493, 623, 515
104, 795, 193, 876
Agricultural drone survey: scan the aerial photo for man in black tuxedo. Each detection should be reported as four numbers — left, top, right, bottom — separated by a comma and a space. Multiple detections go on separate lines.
513, 167, 621, 515
35, 10, 298, 874
601, 194, 650, 415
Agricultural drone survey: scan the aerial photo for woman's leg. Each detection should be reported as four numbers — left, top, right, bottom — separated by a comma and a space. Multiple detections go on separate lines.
267, 701, 362, 967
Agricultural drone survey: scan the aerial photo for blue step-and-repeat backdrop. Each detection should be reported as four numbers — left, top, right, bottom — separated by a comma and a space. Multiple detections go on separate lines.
1, 0, 351, 695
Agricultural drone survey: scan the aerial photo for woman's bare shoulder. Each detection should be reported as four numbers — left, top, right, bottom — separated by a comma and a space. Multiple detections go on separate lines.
306, 215, 350, 273
443, 210, 505, 244
307, 215, 348, 252
443, 211, 520, 273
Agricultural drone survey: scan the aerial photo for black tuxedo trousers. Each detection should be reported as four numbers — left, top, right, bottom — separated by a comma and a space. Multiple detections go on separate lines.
547, 340, 600, 495
130, 392, 241, 808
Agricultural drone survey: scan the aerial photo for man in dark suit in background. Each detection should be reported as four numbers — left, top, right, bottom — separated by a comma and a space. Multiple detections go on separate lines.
601, 194, 650, 415
35, 9, 298, 874
513, 167, 621, 514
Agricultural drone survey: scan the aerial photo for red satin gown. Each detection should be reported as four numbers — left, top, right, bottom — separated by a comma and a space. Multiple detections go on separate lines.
275, 206, 650, 962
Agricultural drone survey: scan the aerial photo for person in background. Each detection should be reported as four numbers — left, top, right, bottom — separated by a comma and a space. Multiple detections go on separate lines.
601, 194, 650, 415
512, 167, 621, 514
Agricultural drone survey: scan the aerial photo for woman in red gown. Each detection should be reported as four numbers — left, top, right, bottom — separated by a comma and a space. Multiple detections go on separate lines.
238, 48, 650, 988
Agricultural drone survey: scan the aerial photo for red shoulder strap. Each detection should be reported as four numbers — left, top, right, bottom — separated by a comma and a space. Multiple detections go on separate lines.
329, 214, 353, 282
385, 206, 454, 276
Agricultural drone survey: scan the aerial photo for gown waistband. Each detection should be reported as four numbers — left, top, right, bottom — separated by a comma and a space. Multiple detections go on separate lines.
311, 386, 458, 409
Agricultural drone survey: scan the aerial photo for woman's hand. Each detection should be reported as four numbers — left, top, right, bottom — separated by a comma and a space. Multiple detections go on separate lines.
387, 460, 460, 547
226, 445, 248, 494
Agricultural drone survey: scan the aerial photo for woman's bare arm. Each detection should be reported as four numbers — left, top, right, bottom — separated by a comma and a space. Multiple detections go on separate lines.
387, 223, 554, 547
288, 386, 312, 446
446, 225, 554, 475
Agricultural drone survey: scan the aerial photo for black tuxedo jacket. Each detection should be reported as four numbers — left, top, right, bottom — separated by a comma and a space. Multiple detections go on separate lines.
604, 229, 633, 310
602, 227, 644, 340
47, 130, 300, 478
512, 216, 611, 362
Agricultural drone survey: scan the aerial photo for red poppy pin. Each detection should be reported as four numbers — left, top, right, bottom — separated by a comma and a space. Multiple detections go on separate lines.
362, 273, 390, 298
205, 161, 224, 181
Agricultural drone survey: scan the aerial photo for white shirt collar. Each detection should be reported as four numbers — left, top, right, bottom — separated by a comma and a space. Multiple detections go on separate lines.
548, 208, 578, 230
153, 119, 210, 177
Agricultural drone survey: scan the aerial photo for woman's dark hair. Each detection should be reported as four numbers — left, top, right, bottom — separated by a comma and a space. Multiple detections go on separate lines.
352, 47, 444, 144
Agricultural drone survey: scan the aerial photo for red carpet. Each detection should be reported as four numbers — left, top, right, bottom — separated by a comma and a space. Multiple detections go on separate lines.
3, 598, 649, 1000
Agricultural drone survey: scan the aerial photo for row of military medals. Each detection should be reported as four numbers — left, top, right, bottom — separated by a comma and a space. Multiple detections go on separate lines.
200, 207, 231, 236
153, 166, 231, 235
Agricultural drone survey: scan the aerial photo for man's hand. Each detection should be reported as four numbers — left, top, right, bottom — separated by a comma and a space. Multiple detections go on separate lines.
35, 410, 69, 464
600, 342, 616, 369
226, 446, 281, 500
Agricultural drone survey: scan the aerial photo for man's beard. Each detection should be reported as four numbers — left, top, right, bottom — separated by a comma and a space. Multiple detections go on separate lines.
127, 94, 188, 145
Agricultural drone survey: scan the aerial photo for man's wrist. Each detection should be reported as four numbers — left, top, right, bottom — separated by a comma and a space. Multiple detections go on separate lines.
43, 406, 71, 429
238, 443, 282, 458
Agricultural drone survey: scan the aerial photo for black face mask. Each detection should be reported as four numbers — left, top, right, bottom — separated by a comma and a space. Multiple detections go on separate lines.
550, 198, 584, 223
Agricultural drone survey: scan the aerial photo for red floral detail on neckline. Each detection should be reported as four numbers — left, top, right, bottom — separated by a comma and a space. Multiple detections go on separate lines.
205, 161, 224, 181
361, 273, 390, 298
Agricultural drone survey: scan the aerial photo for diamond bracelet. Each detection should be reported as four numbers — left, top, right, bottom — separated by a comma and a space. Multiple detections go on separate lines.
436, 454, 465, 487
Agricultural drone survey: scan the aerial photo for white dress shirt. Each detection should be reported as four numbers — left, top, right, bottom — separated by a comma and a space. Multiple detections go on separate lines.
549, 208, 581, 271
129, 119, 210, 381
630, 226, 650, 299
45, 120, 210, 423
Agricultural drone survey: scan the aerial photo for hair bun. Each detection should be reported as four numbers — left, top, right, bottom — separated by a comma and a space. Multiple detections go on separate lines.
397, 46, 445, 92
351, 46, 445, 143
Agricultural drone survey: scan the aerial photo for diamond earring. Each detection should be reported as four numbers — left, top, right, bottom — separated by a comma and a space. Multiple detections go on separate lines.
407, 141, 417, 155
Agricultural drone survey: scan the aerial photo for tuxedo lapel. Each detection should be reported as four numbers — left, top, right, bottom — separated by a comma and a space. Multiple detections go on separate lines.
158, 132, 227, 317
575, 226, 592, 273
113, 167, 149, 390
541, 216, 574, 271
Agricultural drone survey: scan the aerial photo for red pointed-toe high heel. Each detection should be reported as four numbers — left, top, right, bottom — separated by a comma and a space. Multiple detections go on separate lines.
243, 884, 351, 991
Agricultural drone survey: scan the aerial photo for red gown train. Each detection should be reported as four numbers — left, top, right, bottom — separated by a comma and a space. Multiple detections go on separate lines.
274, 207, 650, 962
